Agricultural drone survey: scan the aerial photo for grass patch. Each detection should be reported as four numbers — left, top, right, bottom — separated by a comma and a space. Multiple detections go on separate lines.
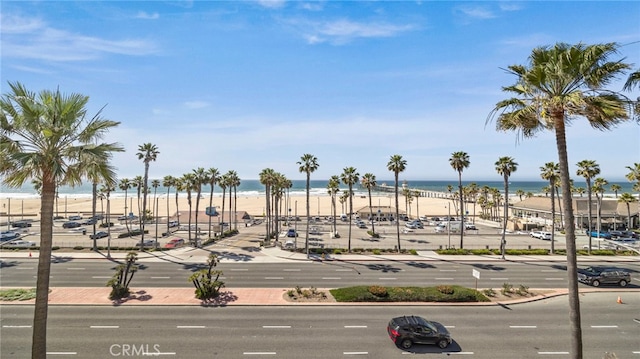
0, 288, 37, 301
329, 285, 489, 303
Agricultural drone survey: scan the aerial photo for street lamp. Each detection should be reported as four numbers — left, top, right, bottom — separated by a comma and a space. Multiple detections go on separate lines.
294, 201, 298, 251
446, 205, 451, 249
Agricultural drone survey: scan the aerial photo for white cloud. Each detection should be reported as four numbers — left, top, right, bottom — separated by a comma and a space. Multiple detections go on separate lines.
256, 0, 286, 9
135, 11, 160, 20
0, 14, 44, 33
455, 5, 496, 20
294, 18, 415, 45
184, 101, 211, 109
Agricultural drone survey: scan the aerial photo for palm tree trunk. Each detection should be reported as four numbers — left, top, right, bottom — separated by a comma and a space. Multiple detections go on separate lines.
550, 179, 556, 254
305, 173, 310, 256
501, 177, 508, 259
368, 188, 375, 234
394, 174, 401, 252
554, 116, 583, 358
458, 174, 464, 249
92, 182, 98, 251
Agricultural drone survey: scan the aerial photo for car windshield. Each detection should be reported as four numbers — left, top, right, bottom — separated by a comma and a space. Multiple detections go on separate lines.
583, 267, 601, 274
415, 317, 438, 333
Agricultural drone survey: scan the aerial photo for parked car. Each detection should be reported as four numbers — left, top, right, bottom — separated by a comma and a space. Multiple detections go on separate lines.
82, 218, 98, 225
585, 230, 611, 239
387, 315, 452, 349
405, 222, 418, 229
11, 221, 33, 228
89, 231, 109, 239
530, 231, 552, 240
286, 229, 298, 237
135, 239, 158, 248
62, 221, 81, 229
577, 266, 631, 287
163, 238, 185, 249
1, 231, 21, 241
620, 231, 638, 239
464, 223, 477, 230
68, 215, 82, 221
168, 220, 180, 228
3, 240, 36, 248
357, 222, 367, 229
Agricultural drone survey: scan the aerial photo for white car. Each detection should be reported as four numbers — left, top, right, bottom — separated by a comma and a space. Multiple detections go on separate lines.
531, 231, 552, 240
1, 231, 20, 241
3, 240, 36, 248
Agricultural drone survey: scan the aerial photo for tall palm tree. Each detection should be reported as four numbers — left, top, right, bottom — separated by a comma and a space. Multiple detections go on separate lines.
136, 143, 159, 247
162, 175, 175, 236
0, 82, 122, 357
192, 167, 208, 243
618, 193, 637, 230
540, 162, 560, 253
271, 172, 287, 236
468, 183, 479, 224
387, 155, 406, 253
610, 184, 621, 198
227, 170, 241, 231
119, 178, 132, 236
327, 175, 341, 237
132, 175, 143, 221
174, 177, 184, 227
259, 168, 276, 242
82, 153, 119, 251
340, 167, 359, 253
181, 173, 197, 245
593, 177, 608, 235
206, 168, 219, 237
495, 156, 518, 259
151, 179, 160, 245
297, 154, 319, 256
625, 163, 640, 189
361, 173, 377, 235
487, 42, 632, 359
100, 183, 115, 258
576, 159, 600, 253
219, 173, 229, 235
449, 151, 469, 249
515, 189, 525, 201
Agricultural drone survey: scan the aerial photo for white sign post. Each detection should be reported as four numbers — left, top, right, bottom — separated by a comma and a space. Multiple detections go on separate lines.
472, 269, 480, 291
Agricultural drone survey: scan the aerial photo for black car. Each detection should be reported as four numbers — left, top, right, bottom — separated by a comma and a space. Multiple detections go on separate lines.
387, 315, 452, 349
89, 231, 109, 239
62, 221, 81, 229
577, 266, 631, 287
12, 221, 32, 228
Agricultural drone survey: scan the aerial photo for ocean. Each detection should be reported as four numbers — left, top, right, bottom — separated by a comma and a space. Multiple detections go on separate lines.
1, 179, 635, 199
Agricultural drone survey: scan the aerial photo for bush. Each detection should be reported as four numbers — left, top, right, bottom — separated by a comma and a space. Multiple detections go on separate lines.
501, 282, 513, 296
372, 249, 381, 255
332, 248, 343, 255
367, 230, 380, 238
368, 285, 388, 297
73, 246, 84, 250
436, 285, 454, 295
409, 249, 418, 255
483, 288, 497, 297
330, 285, 489, 303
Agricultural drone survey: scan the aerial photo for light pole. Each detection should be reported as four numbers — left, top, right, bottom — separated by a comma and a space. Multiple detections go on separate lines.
294, 201, 298, 251
447, 205, 451, 249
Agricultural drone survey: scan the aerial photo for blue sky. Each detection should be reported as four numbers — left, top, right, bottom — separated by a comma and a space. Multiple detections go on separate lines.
1, 1, 639, 182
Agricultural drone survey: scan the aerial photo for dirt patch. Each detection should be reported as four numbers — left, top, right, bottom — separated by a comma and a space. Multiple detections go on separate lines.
482, 288, 556, 302
283, 288, 336, 303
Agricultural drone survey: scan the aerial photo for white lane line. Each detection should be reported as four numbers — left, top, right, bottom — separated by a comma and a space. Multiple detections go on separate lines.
92, 276, 112, 279
490, 277, 509, 281
66, 268, 85, 270
545, 278, 564, 281
632, 351, 640, 354
590, 325, 618, 328
442, 352, 474, 355
264, 277, 284, 280
510, 325, 537, 328
230, 268, 249, 271
243, 352, 276, 355
435, 277, 454, 280
538, 352, 569, 355
344, 325, 367, 328
540, 269, 558, 272
378, 277, 396, 280
440, 269, 457, 272
46, 352, 77, 355
16, 267, 34, 270
2, 325, 32, 328
263, 326, 291, 329
283, 269, 301, 272
177, 325, 206, 329
90, 325, 119, 329
343, 352, 368, 355
150, 276, 171, 279
322, 277, 341, 280
444, 326, 456, 329
336, 269, 352, 272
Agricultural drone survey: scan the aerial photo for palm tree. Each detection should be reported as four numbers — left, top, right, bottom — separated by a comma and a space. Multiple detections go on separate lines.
259, 168, 276, 242
162, 175, 176, 236
219, 173, 229, 235
101, 183, 115, 258
575, 187, 586, 197
206, 168, 220, 237
151, 179, 160, 245
82, 153, 119, 251
340, 167, 359, 253
618, 193, 637, 230
361, 173, 377, 235
449, 151, 469, 248
515, 189, 525, 201
625, 163, 640, 189
487, 42, 632, 359
136, 143, 159, 247
387, 155, 406, 253
181, 173, 197, 245
593, 177, 608, 235
119, 178, 132, 236
576, 159, 601, 253
0, 82, 122, 357
327, 175, 341, 237
468, 183, 479, 224
495, 156, 518, 259
271, 172, 287, 236
228, 171, 241, 231
297, 154, 319, 257
540, 162, 560, 253
610, 184, 621, 198
192, 167, 208, 243
174, 177, 184, 227
132, 175, 143, 221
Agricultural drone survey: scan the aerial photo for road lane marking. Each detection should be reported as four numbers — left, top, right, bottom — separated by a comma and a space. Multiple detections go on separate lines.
343, 352, 368, 355
150, 276, 171, 279
378, 277, 396, 280
510, 325, 537, 328
490, 278, 509, 281
440, 269, 457, 272
243, 352, 276, 355
146, 352, 176, 356
264, 277, 284, 280
435, 277, 454, 280
90, 325, 119, 329
46, 352, 77, 355
2, 325, 32, 328
92, 276, 112, 279
539, 352, 569, 355
66, 268, 85, 270
344, 325, 367, 328
322, 277, 341, 280
230, 268, 249, 271
590, 325, 618, 328
544, 278, 564, 281
283, 269, 301, 272
16, 267, 34, 270
336, 269, 352, 272
177, 325, 206, 329
444, 326, 456, 328
263, 326, 291, 329
540, 270, 558, 272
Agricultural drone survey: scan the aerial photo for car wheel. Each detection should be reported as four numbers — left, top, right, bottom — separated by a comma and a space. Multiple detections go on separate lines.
591, 279, 600, 287
400, 338, 413, 349
437, 339, 449, 349
619, 279, 628, 287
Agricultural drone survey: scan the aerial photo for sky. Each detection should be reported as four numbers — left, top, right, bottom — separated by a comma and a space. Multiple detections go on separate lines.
1, 0, 639, 183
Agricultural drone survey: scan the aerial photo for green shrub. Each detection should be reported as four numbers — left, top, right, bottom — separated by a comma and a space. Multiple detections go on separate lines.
372, 249, 381, 255
332, 248, 343, 255
73, 246, 84, 250
408, 249, 418, 255
368, 285, 388, 297
0, 288, 37, 301
483, 288, 497, 297
436, 285, 454, 295
367, 230, 380, 238
515, 284, 529, 296
330, 285, 489, 303
501, 282, 513, 296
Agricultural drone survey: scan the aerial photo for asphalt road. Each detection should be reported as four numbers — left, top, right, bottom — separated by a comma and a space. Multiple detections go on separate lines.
1, 259, 638, 289
1, 293, 638, 358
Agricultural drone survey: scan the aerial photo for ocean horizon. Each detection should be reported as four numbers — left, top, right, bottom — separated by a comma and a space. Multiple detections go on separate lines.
1, 179, 635, 200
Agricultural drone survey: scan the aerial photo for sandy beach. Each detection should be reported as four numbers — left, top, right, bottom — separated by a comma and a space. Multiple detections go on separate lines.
1, 193, 458, 223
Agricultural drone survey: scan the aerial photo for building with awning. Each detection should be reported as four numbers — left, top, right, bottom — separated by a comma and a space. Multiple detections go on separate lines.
354, 205, 405, 221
